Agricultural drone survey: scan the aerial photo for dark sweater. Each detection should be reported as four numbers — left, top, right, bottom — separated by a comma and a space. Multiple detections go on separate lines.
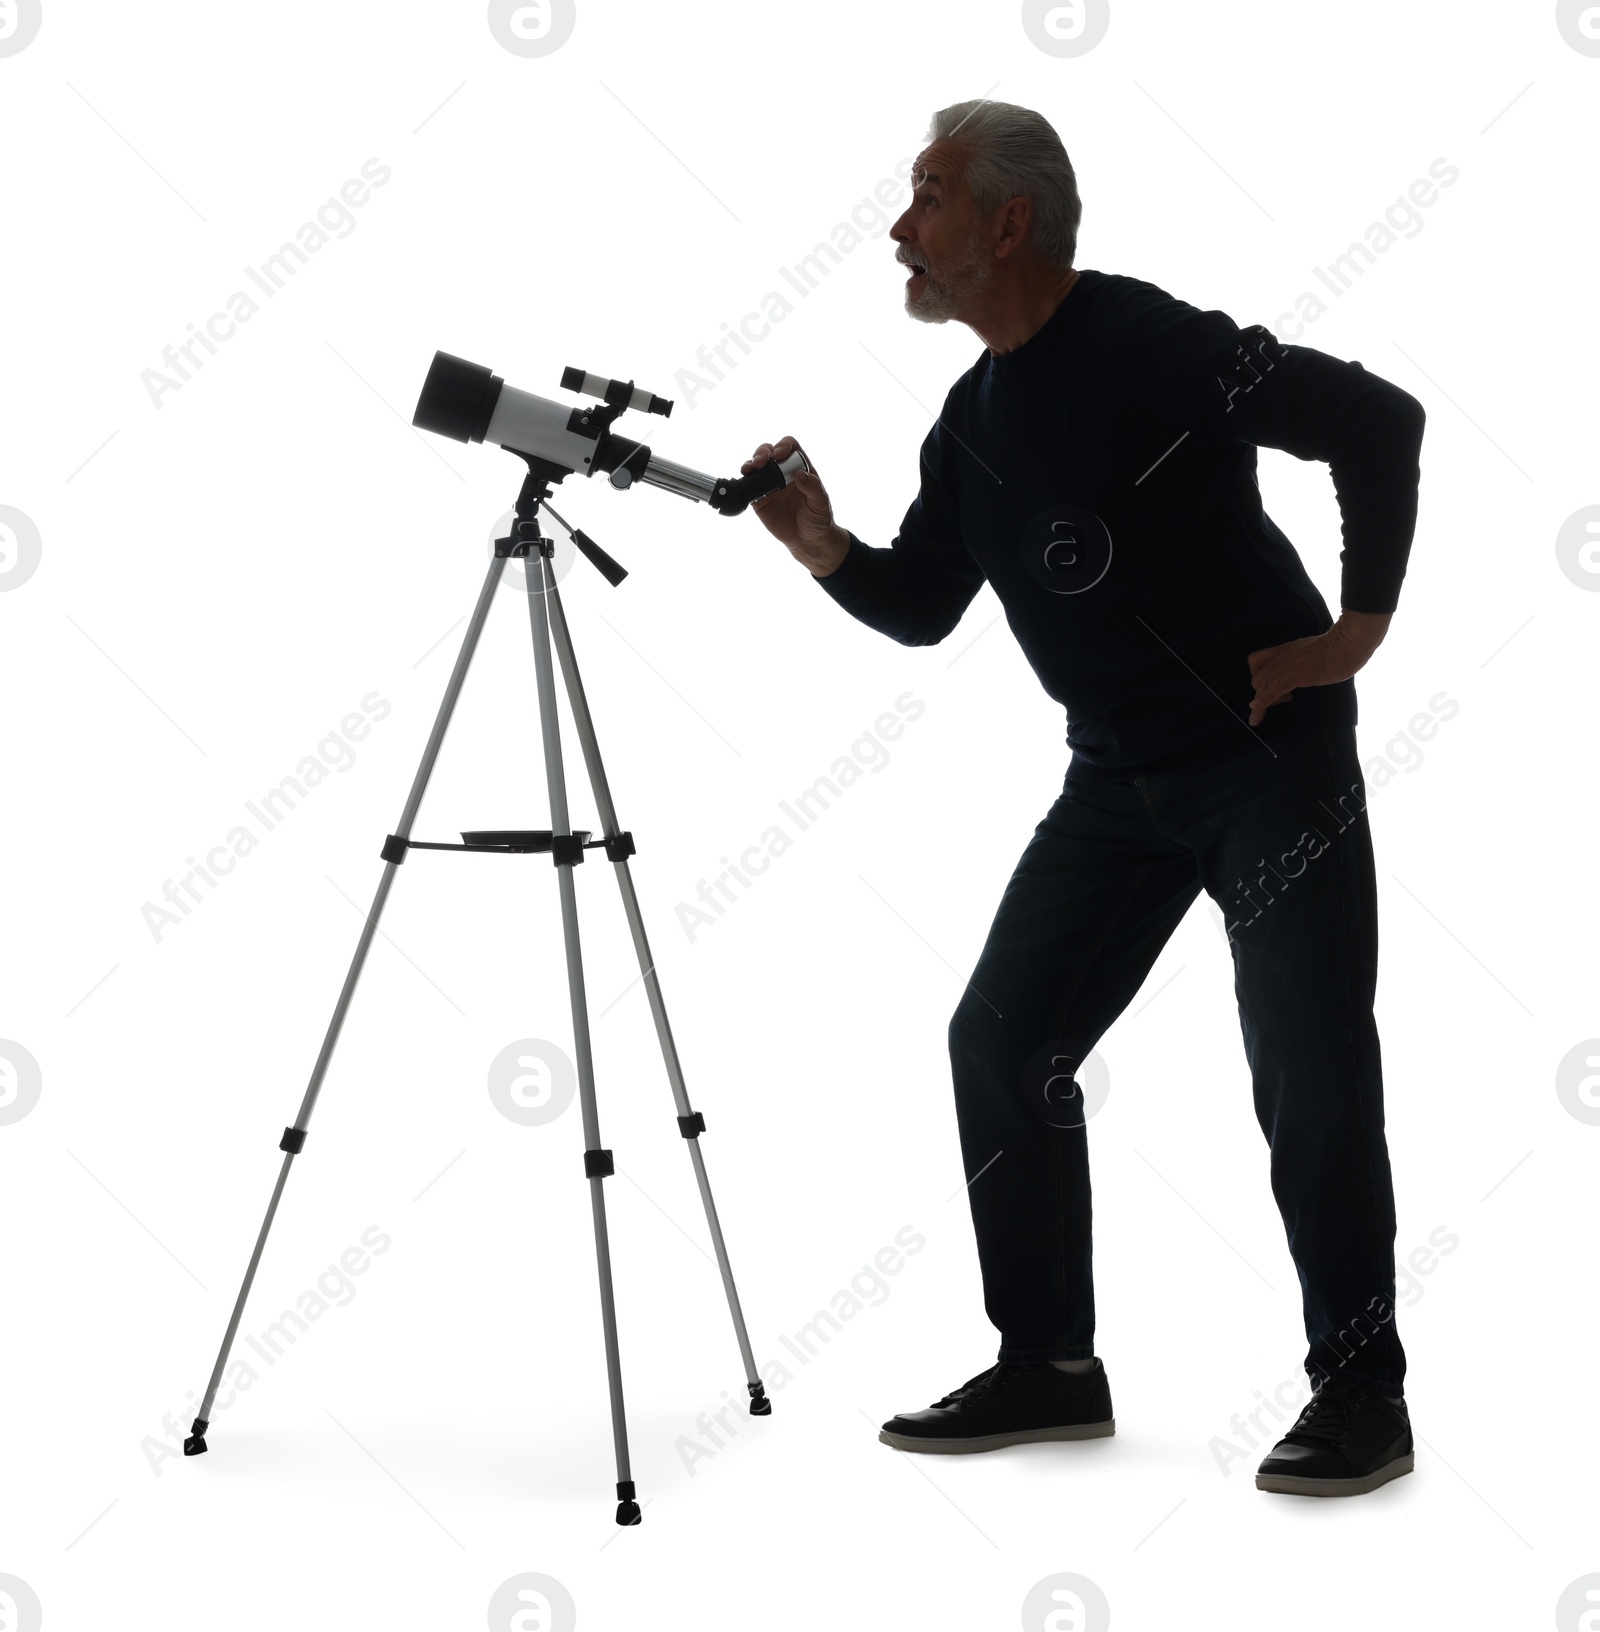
816, 269, 1425, 779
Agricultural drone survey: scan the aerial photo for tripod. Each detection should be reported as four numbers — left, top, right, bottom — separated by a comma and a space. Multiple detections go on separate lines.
183, 456, 770, 1525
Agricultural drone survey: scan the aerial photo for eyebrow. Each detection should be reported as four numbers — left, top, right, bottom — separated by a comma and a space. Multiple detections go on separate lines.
913, 169, 944, 190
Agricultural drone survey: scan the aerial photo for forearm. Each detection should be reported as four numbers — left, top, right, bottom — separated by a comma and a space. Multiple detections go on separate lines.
1328, 381, 1424, 615
790, 415, 986, 641
804, 522, 854, 578
1331, 607, 1392, 667
810, 528, 986, 647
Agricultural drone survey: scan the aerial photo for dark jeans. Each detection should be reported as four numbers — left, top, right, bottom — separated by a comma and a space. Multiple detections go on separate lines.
948, 722, 1406, 1396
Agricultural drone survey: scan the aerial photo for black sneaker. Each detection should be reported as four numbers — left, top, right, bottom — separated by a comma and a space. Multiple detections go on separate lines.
879, 1360, 1115, 1454
1255, 1379, 1414, 1496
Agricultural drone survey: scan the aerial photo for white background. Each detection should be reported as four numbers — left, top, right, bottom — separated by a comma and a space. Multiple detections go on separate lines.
2, 2, 1596, 1628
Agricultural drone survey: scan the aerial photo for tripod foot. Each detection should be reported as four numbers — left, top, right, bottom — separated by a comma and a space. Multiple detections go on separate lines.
615, 1480, 642, 1526
748, 1382, 772, 1416
183, 1417, 209, 1456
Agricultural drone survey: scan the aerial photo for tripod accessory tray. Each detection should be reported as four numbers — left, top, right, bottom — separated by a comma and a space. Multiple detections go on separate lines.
380, 829, 636, 865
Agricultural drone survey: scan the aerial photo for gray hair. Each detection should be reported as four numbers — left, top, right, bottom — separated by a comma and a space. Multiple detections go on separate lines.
925, 100, 1082, 270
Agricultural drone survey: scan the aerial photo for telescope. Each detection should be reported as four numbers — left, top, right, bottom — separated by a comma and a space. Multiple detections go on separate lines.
183, 346, 790, 1528
411, 350, 806, 516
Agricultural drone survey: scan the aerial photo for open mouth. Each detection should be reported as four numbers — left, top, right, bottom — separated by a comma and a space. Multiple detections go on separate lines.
904, 262, 927, 284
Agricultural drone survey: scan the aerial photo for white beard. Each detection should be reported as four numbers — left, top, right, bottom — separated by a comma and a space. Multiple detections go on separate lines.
904, 229, 990, 325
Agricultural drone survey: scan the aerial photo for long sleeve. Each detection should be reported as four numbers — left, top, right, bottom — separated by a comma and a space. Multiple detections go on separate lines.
1120, 299, 1425, 614
812, 414, 987, 644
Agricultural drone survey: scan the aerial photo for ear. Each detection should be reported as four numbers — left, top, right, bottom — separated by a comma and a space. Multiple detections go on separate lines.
991, 195, 1033, 260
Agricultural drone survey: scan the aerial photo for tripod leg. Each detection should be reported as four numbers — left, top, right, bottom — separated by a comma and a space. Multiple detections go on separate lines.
184, 555, 508, 1456
542, 562, 770, 1418
525, 550, 642, 1526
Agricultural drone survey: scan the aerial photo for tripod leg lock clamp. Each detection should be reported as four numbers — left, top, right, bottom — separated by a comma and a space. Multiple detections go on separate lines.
677, 1112, 706, 1139
603, 831, 636, 861
280, 1127, 308, 1154
381, 834, 409, 864
551, 834, 587, 866
584, 1148, 615, 1178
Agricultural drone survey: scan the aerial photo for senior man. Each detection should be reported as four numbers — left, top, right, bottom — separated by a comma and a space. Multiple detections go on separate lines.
743, 100, 1425, 1498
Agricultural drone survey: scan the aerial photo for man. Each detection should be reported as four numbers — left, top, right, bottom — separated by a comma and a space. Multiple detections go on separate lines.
743, 100, 1424, 1498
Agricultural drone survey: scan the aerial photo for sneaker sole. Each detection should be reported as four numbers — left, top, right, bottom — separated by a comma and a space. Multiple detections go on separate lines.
1255, 1452, 1414, 1497
879, 1419, 1115, 1454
